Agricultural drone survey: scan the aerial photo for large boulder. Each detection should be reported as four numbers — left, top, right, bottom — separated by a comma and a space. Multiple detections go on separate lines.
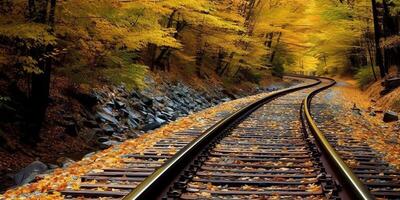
14, 161, 48, 185
383, 111, 399, 122
141, 121, 161, 132
99, 140, 120, 149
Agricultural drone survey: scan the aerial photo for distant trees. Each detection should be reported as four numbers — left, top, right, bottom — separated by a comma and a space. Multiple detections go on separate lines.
3, 0, 397, 143
306, 0, 400, 78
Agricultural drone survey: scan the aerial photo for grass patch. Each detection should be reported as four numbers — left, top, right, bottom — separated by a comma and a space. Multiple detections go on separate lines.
354, 66, 378, 89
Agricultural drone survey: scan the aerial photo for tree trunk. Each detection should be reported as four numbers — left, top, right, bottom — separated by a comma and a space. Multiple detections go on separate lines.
27, 47, 51, 144
371, 0, 386, 78
49, 0, 56, 28
366, 37, 377, 81
153, 19, 186, 69
28, 0, 36, 18
150, 10, 177, 69
270, 32, 282, 63
219, 52, 234, 76
34, 0, 48, 23
215, 49, 225, 75
24, 0, 55, 145
265, 32, 273, 48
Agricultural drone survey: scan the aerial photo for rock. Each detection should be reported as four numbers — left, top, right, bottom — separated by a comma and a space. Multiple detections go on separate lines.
188, 103, 196, 109
141, 95, 153, 107
14, 161, 48, 185
126, 131, 139, 139
127, 118, 139, 129
83, 152, 96, 159
100, 140, 120, 149
351, 103, 360, 110
127, 110, 140, 122
180, 106, 189, 115
130, 102, 144, 110
141, 121, 161, 132
57, 157, 76, 168
102, 106, 115, 116
166, 101, 175, 108
114, 99, 125, 109
351, 103, 362, 115
383, 111, 399, 122
157, 113, 169, 121
369, 111, 376, 117
165, 106, 174, 113
96, 112, 119, 125
111, 134, 126, 142
48, 164, 59, 169
155, 117, 166, 125
145, 113, 156, 123
97, 136, 109, 143
105, 101, 115, 108
131, 91, 141, 99
102, 124, 115, 135
155, 96, 164, 102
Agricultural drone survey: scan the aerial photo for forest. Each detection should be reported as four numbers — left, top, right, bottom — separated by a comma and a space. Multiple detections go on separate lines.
0, 0, 400, 195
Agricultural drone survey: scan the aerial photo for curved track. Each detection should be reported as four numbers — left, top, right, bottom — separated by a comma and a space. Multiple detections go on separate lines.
175, 78, 336, 199
60, 76, 398, 200
123, 76, 339, 200
309, 80, 400, 199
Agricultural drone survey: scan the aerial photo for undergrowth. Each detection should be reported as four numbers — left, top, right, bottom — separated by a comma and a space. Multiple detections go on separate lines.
355, 66, 378, 89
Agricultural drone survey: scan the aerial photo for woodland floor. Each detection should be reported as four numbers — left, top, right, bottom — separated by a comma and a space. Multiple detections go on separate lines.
1, 88, 276, 199
318, 79, 400, 169
0, 68, 281, 193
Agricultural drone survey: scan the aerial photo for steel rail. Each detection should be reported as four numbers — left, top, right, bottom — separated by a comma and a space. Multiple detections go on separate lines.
303, 77, 375, 200
123, 76, 321, 200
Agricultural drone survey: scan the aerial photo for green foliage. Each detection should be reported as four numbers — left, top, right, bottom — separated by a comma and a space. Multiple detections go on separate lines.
237, 68, 263, 84
17, 56, 42, 74
103, 64, 148, 90
271, 44, 294, 77
321, 5, 352, 21
0, 96, 11, 103
354, 66, 378, 88
0, 21, 57, 48
0, 0, 379, 90
272, 63, 285, 78
100, 51, 148, 89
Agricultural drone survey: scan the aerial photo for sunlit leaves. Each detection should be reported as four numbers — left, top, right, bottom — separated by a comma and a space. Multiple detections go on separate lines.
285, 0, 368, 73
18, 56, 42, 74
0, 21, 57, 48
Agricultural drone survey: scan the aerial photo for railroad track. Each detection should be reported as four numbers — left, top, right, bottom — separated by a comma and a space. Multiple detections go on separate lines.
59, 76, 398, 200
176, 82, 335, 200
310, 83, 400, 199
